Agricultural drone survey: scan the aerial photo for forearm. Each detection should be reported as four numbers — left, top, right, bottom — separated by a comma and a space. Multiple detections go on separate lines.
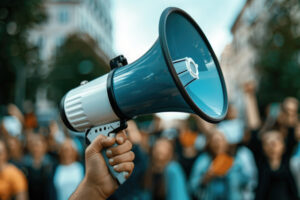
69, 178, 106, 200
244, 93, 261, 129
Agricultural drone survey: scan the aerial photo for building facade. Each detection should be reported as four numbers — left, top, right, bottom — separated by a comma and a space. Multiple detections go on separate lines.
30, 0, 114, 61
220, 0, 281, 109
29, 0, 114, 117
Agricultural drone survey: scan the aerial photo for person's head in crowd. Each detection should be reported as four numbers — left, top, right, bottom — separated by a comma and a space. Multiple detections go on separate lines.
28, 134, 47, 163
127, 120, 142, 145
0, 140, 8, 168
7, 104, 24, 126
261, 130, 285, 161
206, 130, 228, 157
6, 136, 23, 161
149, 115, 163, 134
48, 121, 65, 155
184, 115, 200, 132
191, 115, 216, 135
151, 138, 174, 171
225, 104, 238, 120
58, 138, 78, 165
275, 97, 298, 128
283, 97, 299, 115
280, 97, 299, 127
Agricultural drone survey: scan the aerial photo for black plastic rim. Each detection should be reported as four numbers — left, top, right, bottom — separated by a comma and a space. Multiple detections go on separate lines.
107, 69, 130, 120
159, 7, 228, 123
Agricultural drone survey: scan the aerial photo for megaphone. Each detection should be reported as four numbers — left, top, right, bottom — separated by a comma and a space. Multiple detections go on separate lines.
60, 7, 228, 184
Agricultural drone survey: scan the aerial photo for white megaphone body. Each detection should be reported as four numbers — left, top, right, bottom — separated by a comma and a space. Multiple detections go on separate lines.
60, 7, 228, 184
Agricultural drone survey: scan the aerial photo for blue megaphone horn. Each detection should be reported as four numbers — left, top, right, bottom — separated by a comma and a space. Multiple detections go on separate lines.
60, 7, 228, 184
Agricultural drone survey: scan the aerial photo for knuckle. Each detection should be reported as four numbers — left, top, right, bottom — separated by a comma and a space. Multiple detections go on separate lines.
85, 146, 92, 155
113, 147, 122, 155
121, 130, 128, 138
116, 155, 124, 163
128, 162, 134, 170
126, 140, 132, 150
129, 151, 135, 160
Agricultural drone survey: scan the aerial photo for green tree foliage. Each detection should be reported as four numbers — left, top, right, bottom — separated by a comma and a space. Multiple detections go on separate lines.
252, 0, 300, 108
46, 33, 110, 104
0, 0, 46, 106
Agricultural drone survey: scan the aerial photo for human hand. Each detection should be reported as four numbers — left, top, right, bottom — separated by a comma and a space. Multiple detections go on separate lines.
70, 130, 135, 200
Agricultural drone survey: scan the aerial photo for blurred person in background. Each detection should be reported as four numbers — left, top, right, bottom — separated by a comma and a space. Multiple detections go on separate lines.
0, 140, 27, 200
243, 82, 300, 200
23, 101, 38, 132
143, 137, 190, 200
54, 138, 84, 200
176, 118, 202, 179
6, 136, 26, 172
278, 97, 299, 128
108, 120, 148, 200
189, 129, 250, 200
290, 122, 300, 198
23, 133, 56, 200
47, 121, 66, 160
7, 104, 25, 128
218, 103, 257, 200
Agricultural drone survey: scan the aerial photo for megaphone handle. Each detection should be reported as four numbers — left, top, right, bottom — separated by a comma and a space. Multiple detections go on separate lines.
101, 141, 127, 184
85, 121, 128, 185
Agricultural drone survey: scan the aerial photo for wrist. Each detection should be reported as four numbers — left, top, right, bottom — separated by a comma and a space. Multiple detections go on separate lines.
70, 177, 106, 200
82, 177, 107, 200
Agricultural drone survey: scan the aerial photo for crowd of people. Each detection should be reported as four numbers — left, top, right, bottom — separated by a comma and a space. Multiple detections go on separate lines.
1, 82, 300, 200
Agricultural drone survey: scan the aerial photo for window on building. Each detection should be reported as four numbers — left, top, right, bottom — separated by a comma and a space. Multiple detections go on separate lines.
58, 9, 69, 24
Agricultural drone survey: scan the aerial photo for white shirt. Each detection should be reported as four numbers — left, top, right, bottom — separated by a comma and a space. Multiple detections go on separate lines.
54, 162, 84, 200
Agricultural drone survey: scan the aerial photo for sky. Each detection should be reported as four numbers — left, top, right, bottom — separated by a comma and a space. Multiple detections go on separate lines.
111, 0, 246, 120
112, 0, 246, 62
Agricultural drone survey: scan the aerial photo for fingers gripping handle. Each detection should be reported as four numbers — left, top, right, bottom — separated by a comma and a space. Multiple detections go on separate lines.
101, 141, 126, 184
85, 121, 128, 185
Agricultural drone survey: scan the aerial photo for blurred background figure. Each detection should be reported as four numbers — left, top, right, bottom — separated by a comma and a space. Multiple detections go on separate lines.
23, 133, 56, 200
0, 140, 28, 200
6, 136, 25, 171
243, 82, 300, 200
189, 129, 251, 200
54, 138, 84, 200
177, 122, 200, 179
144, 137, 190, 200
